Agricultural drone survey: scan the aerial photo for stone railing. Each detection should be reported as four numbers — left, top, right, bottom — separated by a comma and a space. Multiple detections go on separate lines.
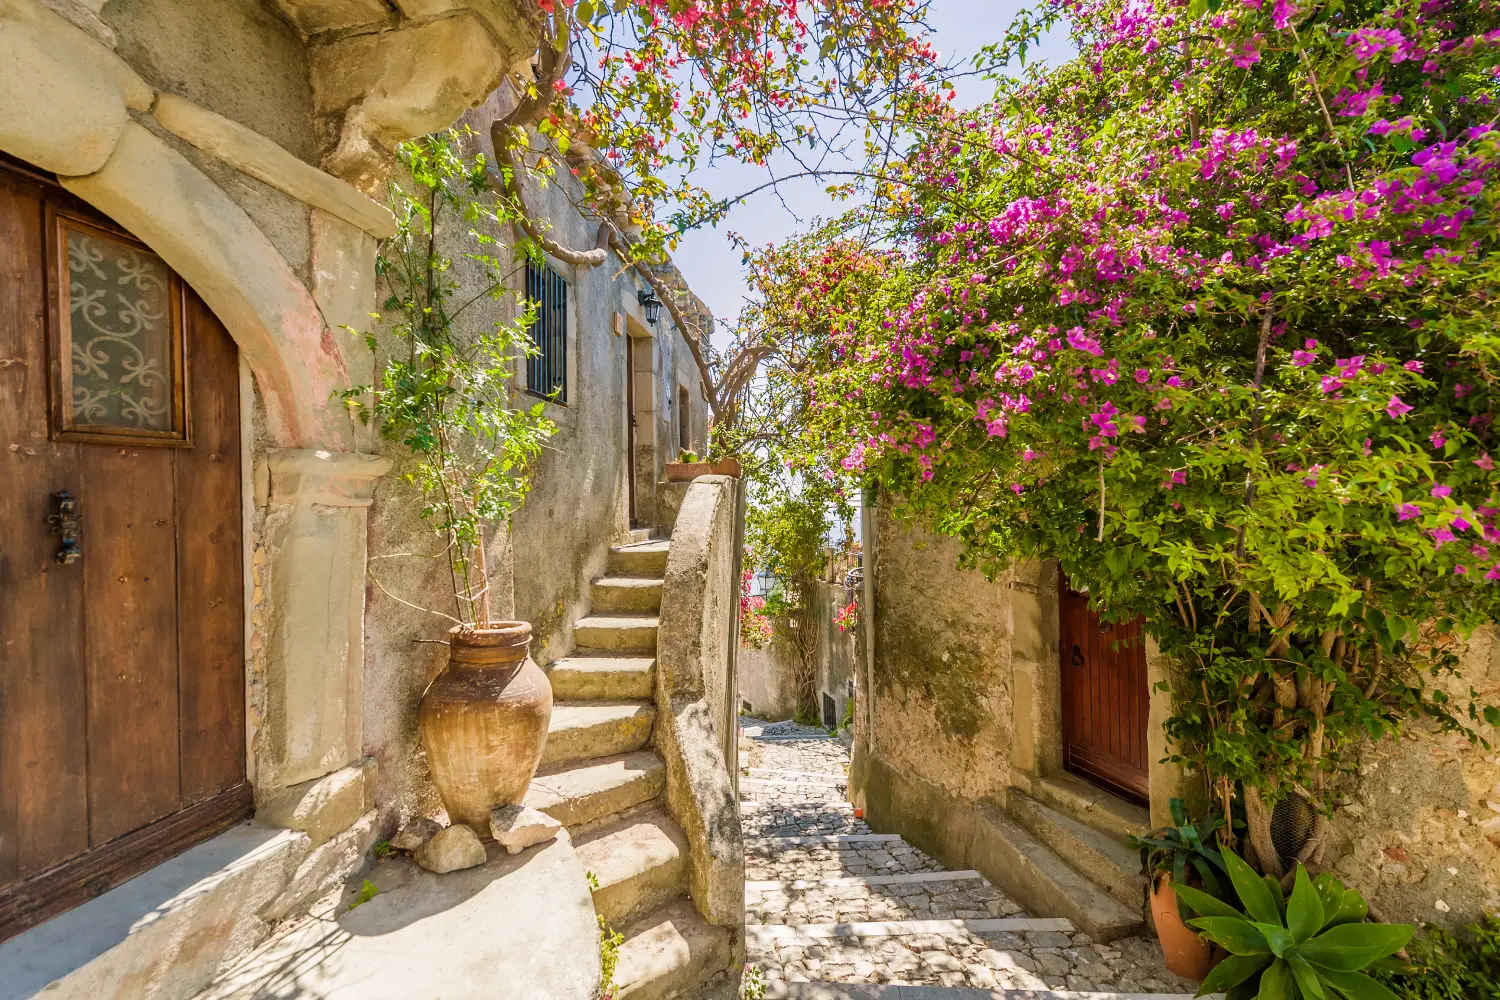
653, 476, 745, 964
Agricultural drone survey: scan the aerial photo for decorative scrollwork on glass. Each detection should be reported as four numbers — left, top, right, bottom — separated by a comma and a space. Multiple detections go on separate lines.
64, 227, 174, 432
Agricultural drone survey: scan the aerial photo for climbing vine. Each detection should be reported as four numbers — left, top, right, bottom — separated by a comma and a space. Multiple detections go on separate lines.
767, 0, 1500, 875
342, 130, 555, 627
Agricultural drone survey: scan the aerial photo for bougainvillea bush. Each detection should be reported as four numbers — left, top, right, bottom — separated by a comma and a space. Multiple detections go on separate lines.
779, 0, 1500, 874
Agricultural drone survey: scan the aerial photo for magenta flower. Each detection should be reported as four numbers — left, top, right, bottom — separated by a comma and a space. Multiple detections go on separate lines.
1397, 502, 1421, 520
1432, 484, 1452, 498
1432, 527, 1456, 547
1320, 376, 1344, 394
1453, 517, 1473, 532
1385, 395, 1413, 418
1403, 360, 1424, 372
1135, 368, 1151, 383
1430, 431, 1447, 449
1292, 348, 1317, 366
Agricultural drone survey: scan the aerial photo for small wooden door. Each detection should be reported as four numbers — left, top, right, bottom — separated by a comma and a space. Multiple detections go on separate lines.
0, 157, 249, 942
1060, 580, 1150, 804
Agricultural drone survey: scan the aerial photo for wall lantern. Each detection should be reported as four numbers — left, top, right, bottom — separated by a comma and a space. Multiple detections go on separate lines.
637, 289, 662, 326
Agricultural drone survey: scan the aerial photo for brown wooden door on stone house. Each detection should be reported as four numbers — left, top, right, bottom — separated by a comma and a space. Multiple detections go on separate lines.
0, 157, 250, 943
1059, 580, 1150, 804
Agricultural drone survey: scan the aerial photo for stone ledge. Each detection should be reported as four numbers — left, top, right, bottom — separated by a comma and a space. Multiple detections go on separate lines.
762, 981, 1207, 1000
256, 758, 377, 847
0, 824, 309, 1000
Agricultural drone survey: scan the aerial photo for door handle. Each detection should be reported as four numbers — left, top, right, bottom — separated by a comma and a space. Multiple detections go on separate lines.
48, 490, 81, 565
1070, 644, 1084, 667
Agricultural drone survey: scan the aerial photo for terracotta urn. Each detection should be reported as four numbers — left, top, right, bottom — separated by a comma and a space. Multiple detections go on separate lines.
664, 457, 742, 482
418, 622, 552, 831
1149, 874, 1217, 981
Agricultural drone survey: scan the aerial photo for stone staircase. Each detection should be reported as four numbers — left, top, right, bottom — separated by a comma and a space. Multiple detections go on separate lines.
985, 774, 1152, 943
526, 537, 731, 999
741, 721, 1198, 998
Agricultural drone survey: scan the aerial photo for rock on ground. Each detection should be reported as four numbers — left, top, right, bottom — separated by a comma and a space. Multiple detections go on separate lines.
414, 824, 487, 874
491, 804, 562, 855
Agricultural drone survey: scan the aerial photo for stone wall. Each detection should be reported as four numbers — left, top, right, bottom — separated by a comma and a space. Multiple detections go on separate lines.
861, 509, 1017, 806
357, 101, 712, 834
1328, 627, 1500, 929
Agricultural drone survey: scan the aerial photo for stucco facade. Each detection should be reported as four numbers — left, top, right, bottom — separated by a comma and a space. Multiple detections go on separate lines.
850, 501, 1500, 934
0, 0, 712, 992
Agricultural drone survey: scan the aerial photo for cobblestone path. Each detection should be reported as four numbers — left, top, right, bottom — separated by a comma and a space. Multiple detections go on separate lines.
738, 718, 1201, 999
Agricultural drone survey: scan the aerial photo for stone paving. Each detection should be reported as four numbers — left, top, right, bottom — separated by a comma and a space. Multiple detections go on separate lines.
738, 717, 1199, 997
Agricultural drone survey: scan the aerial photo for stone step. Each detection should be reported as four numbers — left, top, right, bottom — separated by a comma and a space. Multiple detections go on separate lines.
1008, 790, 1146, 911
576, 809, 689, 927
525, 751, 667, 831
1028, 774, 1150, 843
971, 807, 1143, 943
761, 982, 1199, 999
746, 870, 1020, 926
590, 576, 665, 614
613, 898, 732, 1000
747, 916, 1073, 945
608, 540, 670, 577
541, 701, 656, 767
574, 614, 660, 654
546, 655, 656, 700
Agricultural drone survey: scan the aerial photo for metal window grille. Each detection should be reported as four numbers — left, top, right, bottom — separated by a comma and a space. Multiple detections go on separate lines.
525, 260, 568, 402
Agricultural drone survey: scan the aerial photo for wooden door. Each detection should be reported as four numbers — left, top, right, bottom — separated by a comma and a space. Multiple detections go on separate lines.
0, 156, 249, 942
1059, 580, 1150, 804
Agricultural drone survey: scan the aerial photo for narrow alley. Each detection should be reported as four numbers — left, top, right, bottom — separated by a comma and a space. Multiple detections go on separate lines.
737, 719, 1201, 998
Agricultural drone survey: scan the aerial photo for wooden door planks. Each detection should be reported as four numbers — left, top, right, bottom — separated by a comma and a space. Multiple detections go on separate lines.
0, 169, 90, 883
175, 294, 245, 804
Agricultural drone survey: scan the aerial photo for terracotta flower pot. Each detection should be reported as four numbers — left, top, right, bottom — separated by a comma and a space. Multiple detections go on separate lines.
1150, 874, 1217, 981
665, 457, 742, 481
419, 622, 552, 831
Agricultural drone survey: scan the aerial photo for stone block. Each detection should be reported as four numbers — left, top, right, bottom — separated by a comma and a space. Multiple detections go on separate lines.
256, 758, 376, 846
414, 824, 487, 874
490, 804, 561, 855
391, 816, 442, 852
0, 0, 152, 175
264, 809, 379, 922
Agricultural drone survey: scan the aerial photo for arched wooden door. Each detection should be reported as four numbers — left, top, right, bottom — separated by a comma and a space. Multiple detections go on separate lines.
1059, 579, 1150, 804
0, 156, 249, 942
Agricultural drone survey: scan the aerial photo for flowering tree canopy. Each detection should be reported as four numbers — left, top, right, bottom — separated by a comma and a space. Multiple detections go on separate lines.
771, 0, 1500, 872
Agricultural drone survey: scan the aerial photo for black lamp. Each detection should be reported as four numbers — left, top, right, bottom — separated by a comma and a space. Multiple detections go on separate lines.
637, 289, 662, 326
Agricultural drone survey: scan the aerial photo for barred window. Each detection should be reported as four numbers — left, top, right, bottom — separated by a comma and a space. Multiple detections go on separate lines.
525, 259, 568, 403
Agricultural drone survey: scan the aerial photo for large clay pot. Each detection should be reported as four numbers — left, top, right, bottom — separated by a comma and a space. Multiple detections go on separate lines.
1150, 874, 1217, 981
419, 622, 552, 831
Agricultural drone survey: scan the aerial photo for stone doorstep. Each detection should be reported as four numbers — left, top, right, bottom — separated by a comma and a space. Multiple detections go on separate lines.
760, 981, 1208, 1000
0, 823, 307, 1000
741, 800, 855, 813
751, 734, 839, 742
746, 917, 1075, 945
750, 768, 848, 783
745, 870, 985, 893
742, 778, 848, 791
751, 833, 901, 847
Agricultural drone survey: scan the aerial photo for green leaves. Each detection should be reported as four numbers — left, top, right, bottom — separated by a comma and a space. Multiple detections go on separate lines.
1180, 854, 1414, 1000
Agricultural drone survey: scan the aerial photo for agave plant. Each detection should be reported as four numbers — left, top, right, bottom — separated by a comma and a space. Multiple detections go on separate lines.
1128, 797, 1231, 908
1174, 849, 1413, 1000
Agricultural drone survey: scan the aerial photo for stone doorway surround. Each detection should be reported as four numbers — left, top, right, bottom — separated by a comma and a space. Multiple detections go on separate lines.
1005, 561, 1197, 831
0, 0, 543, 992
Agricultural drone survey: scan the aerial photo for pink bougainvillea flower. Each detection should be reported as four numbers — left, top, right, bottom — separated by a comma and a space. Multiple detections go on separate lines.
1431, 431, 1447, 449
1453, 516, 1473, 532
1476, 454, 1495, 471
1432, 527, 1457, 547
1292, 348, 1317, 366
1386, 395, 1413, 418
1397, 503, 1421, 520
1432, 484, 1452, 498
1403, 360, 1424, 372
1320, 376, 1344, 394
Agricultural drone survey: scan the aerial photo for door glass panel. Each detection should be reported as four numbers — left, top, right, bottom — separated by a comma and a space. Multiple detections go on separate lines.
54, 217, 187, 442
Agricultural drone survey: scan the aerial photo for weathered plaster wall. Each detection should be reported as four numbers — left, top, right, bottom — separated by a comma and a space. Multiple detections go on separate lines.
1328, 626, 1500, 929
864, 509, 1016, 804
739, 635, 799, 721
356, 108, 711, 833
814, 580, 857, 727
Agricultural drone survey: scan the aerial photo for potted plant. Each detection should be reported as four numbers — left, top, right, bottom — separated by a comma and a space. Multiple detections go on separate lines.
342, 130, 556, 831
1129, 799, 1232, 980
665, 447, 743, 481
1174, 848, 1413, 999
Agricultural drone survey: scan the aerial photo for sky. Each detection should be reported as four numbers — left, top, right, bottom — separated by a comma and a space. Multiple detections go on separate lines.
668, 1, 1076, 347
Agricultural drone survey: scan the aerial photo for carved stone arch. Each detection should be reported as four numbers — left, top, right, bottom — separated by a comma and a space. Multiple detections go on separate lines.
58, 123, 351, 448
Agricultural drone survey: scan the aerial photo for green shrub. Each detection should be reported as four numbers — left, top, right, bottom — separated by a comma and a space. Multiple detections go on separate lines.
1175, 849, 1412, 999
1369, 915, 1500, 1000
